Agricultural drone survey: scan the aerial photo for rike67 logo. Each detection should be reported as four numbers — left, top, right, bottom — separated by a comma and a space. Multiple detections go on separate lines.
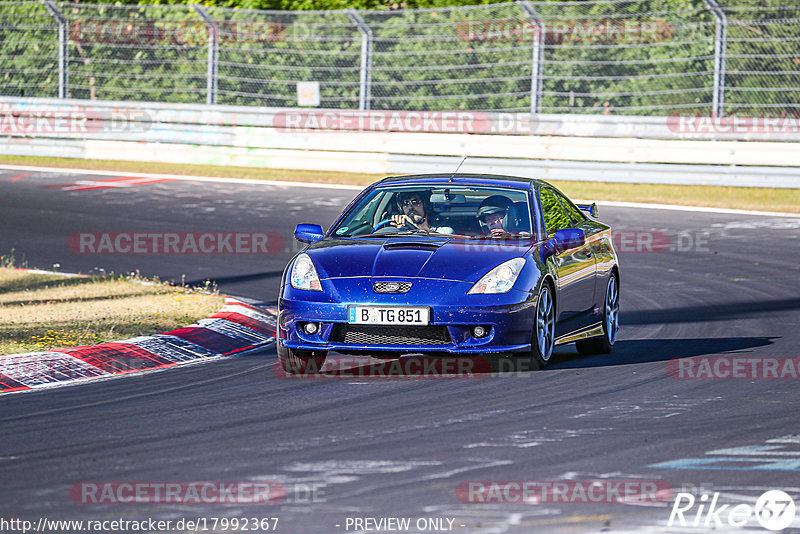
669, 490, 796, 531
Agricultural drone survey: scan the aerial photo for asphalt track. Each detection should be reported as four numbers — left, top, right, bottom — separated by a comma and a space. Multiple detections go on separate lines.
1, 168, 800, 533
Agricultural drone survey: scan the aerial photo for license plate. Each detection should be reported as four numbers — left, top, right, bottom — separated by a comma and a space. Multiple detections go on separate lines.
348, 306, 429, 325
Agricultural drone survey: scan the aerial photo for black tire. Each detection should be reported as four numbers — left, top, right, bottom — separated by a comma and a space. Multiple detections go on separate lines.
278, 344, 327, 375
515, 282, 555, 369
576, 273, 619, 356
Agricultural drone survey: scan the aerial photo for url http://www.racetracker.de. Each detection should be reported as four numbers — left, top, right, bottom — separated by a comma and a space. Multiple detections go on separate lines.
0, 516, 280, 533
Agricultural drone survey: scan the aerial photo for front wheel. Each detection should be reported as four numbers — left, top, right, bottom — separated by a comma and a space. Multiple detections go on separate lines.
514, 283, 555, 370
278, 344, 327, 375
576, 273, 619, 356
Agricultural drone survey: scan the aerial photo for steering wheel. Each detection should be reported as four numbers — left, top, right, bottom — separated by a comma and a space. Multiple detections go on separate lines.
372, 217, 416, 232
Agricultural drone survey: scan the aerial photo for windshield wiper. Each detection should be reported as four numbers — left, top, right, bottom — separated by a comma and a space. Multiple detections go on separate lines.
398, 228, 430, 236
351, 228, 434, 238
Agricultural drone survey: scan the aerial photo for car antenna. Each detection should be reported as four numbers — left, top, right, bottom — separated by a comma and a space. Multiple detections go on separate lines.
449, 156, 467, 183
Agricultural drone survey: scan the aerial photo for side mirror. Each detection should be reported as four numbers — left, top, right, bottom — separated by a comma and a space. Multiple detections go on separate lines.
552, 228, 585, 253
294, 223, 325, 244
577, 203, 598, 218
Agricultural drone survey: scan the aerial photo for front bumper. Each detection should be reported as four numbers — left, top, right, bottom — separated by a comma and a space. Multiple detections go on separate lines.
279, 278, 536, 355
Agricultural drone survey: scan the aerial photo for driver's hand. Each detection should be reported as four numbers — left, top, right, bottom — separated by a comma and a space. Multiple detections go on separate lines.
490, 228, 511, 238
391, 214, 415, 228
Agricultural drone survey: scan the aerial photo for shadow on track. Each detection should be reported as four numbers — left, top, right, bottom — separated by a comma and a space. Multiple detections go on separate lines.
546, 336, 775, 370
622, 297, 800, 325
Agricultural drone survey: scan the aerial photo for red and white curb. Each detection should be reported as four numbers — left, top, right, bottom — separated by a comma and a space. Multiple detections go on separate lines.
0, 297, 277, 395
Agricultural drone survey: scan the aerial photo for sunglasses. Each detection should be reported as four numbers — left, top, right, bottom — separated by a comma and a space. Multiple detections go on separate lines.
401, 198, 422, 207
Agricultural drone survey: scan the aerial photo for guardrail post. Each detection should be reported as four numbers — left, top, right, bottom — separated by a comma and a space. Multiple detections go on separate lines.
347, 9, 373, 111
518, 1, 544, 115
43, 0, 68, 98
703, 0, 727, 116
194, 5, 218, 105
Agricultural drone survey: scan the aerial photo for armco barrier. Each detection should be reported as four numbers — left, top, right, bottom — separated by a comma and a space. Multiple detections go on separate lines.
4, 138, 797, 189
0, 297, 277, 395
1, 97, 799, 188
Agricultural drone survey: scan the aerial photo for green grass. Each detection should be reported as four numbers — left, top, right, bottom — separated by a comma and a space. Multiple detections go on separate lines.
550, 181, 798, 214
1, 154, 797, 213
0, 155, 382, 186
0, 268, 224, 355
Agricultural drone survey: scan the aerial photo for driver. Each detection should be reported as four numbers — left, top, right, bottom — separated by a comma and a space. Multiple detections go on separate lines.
390, 191, 453, 234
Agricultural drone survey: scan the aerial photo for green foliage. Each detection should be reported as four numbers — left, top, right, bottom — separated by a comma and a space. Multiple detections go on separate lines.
539, 188, 572, 236
721, 1, 800, 113
0, 2, 59, 97
1, 0, 797, 114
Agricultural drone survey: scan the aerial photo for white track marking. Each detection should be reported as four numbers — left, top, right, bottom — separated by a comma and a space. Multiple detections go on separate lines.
2, 164, 797, 215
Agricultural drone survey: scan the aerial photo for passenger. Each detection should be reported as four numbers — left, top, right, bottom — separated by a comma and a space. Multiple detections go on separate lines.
476, 195, 515, 238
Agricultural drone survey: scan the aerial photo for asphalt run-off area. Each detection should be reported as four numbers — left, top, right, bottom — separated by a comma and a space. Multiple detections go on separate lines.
1, 167, 799, 533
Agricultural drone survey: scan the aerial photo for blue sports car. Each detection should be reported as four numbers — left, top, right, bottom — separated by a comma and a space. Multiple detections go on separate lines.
278, 173, 619, 373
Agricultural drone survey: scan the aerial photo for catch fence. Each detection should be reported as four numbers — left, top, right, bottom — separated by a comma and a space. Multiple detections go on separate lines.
0, 0, 798, 115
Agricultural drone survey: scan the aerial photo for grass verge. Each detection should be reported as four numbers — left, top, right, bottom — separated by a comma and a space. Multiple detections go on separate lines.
0, 154, 796, 213
0, 267, 224, 355
0, 154, 382, 186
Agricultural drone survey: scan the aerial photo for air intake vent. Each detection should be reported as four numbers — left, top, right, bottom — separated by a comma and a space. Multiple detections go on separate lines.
383, 242, 442, 251
331, 325, 451, 345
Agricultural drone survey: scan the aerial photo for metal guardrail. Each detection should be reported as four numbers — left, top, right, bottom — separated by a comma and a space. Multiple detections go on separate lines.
1, 98, 798, 189
3, 97, 800, 142
388, 155, 800, 190
3, 135, 798, 189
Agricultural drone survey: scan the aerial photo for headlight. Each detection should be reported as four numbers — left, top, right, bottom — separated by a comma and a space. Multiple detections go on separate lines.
468, 258, 525, 294
290, 253, 322, 291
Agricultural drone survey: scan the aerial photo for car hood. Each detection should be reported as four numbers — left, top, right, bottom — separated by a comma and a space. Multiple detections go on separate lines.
305, 236, 534, 283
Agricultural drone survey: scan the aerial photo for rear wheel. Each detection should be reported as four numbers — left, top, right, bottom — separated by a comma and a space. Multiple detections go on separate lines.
278, 345, 327, 375
576, 273, 619, 356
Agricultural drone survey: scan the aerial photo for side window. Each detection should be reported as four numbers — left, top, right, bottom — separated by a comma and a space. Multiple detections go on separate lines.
348, 192, 385, 228
365, 193, 390, 225
555, 191, 586, 226
540, 188, 573, 237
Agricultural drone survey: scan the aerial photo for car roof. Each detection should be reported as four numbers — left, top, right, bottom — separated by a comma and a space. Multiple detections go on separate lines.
377, 173, 548, 190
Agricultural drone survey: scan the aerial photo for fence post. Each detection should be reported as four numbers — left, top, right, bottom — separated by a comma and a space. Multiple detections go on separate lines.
518, 1, 544, 115
703, 0, 726, 116
194, 5, 218, 106
43, 0, 68, 99
347, 9, 372, 111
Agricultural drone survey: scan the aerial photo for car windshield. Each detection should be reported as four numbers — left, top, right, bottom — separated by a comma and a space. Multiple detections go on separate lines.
330, 185, 533, 238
